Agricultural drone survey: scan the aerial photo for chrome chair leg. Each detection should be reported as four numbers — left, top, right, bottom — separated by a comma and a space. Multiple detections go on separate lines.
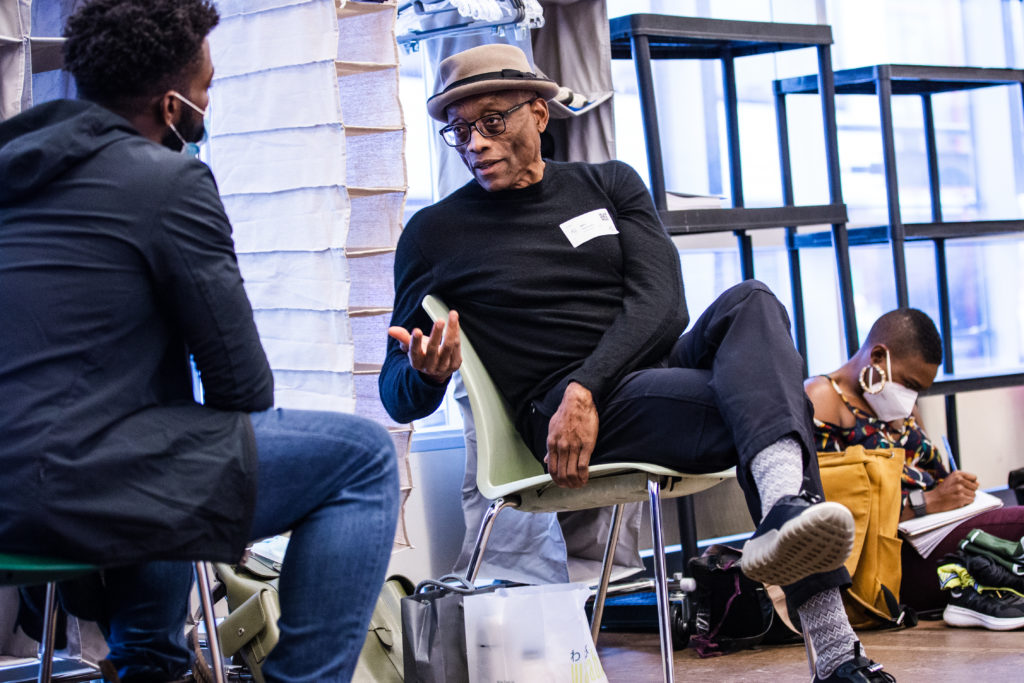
590, 503, 625, 644
194, 562, 227, 683
465, 497, 518, 583
803, 620, 817, 678
648, 479, 675, 683
37, 582, 58, 683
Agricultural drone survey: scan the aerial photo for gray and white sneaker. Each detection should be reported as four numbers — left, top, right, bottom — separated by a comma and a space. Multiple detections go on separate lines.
741, 492, 855, 587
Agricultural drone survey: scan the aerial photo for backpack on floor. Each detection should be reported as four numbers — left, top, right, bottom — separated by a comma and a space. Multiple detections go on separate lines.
817, 446, 916, 629
213, 551, 411, 682
687, 544, 779, 657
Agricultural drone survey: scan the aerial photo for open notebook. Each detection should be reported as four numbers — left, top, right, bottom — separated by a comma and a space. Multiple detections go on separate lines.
898, 489, 1003, 557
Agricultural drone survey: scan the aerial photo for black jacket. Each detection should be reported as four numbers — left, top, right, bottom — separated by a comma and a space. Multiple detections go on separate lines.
0, 99, 273, 564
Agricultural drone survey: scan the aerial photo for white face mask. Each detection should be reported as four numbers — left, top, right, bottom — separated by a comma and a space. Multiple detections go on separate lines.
860, 350, 918, 422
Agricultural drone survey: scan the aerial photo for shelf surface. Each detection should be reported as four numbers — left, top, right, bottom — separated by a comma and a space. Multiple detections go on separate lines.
776, 64, 1024, 96
660, 204, 846, 235
792, 219, 1024, 248
922, 369, 1024, 396
609, 13, 832, 61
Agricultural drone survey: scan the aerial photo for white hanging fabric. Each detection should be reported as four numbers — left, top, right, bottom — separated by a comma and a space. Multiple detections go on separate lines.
209, 0, 412, 549
0, 0, 30, 118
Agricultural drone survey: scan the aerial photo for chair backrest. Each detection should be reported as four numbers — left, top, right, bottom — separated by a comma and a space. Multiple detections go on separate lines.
421, 295, 545, 499
422, 295, 735, 509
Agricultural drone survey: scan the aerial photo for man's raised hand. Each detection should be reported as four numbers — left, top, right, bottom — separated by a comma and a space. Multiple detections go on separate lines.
388, 310, 462, 384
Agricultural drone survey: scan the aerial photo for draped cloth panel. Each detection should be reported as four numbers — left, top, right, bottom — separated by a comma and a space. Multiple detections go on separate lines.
210, 0, 411, 549
0, 0, 31, 118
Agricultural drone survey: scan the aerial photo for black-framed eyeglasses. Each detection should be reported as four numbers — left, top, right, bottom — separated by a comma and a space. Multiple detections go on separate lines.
438, 98, 537, 147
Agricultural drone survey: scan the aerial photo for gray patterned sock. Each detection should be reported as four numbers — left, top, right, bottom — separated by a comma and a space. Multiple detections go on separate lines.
798, 587, 859, 679
749, 436, 804, 518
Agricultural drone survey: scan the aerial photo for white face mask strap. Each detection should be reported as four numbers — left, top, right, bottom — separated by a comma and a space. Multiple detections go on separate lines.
170, 91, 207, 117
167, 120, 187, 149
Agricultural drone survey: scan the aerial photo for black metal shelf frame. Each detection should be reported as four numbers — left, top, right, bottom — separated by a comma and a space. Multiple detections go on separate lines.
775, 63, 1024, 462
608, 13, 862, 569
609, 13, 860, 362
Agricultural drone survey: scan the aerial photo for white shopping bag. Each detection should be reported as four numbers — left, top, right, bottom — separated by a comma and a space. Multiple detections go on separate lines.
463, 582, 608, 683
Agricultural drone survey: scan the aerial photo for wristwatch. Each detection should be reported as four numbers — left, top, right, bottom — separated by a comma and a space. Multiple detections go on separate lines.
908, 489, 927, 517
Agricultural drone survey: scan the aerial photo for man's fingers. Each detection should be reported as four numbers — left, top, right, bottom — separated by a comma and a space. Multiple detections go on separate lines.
425, 320, 445, 353
408, 328, 426, 366
388, 326, 412, 351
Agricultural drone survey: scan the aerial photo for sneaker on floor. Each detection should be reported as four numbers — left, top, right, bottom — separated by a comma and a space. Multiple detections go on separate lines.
943, 585, 1024, 630
813, 642, 895, 682
741, 492, 854, 587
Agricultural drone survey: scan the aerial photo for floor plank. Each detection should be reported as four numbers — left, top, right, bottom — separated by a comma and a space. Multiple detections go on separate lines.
596, 618, 1024, 682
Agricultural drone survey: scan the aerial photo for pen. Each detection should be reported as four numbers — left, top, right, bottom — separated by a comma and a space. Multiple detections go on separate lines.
942, 435, 958, 473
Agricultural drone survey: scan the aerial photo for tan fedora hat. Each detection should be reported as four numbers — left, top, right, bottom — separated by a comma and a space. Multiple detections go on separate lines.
426, 44, 560, 121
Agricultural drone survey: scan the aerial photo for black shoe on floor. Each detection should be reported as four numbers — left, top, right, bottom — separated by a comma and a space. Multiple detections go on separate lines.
943, 585, 1024, 630
813, 642, 896, 682
741, 491, 855, 586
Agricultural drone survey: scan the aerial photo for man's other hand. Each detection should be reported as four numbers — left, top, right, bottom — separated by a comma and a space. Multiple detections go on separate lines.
388, 310, 461, 384
545, 382, 598, 489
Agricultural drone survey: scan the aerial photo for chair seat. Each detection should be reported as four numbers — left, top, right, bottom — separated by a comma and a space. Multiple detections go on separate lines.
0, 553, 99, 586
504, 465, 736, 513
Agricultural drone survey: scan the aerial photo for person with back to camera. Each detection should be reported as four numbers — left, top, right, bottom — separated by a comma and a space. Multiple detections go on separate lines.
379, 42, 898, 682
0, 1, 399, 681
805, 308, 1024, 628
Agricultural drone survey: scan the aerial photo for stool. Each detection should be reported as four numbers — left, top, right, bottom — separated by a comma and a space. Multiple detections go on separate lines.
0, 554, 226, 683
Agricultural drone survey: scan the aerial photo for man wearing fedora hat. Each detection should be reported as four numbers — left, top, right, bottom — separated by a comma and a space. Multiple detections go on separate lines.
380, 44, 894, 682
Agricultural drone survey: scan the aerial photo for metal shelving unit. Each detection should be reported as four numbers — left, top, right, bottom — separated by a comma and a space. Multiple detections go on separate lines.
609, 13, 860, 368
608, 14, 859, 568
776, 63, 1024, 462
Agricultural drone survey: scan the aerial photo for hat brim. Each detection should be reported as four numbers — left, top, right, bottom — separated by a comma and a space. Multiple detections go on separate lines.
427, 78, 561, 121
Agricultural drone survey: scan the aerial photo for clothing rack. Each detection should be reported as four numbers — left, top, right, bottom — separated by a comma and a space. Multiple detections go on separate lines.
396, 0, 541, 49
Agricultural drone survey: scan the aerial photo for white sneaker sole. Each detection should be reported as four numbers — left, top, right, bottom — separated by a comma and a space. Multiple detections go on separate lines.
943, 604, 1024, 630
741, 501, 855, 586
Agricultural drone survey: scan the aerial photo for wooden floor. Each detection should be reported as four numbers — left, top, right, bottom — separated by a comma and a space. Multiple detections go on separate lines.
596, 618, 1024, 682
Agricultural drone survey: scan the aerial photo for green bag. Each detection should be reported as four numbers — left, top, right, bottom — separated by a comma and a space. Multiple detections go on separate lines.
213, 557, 412, 682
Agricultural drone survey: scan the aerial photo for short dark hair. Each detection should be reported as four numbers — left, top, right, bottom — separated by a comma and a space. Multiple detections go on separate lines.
63, 0, 219, 106
864, 308, 943, 365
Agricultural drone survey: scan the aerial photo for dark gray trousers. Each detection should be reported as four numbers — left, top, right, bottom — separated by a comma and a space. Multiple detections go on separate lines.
524, 280, 850, 608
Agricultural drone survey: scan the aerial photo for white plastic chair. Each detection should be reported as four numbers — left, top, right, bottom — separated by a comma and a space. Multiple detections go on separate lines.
422, 295, 735, 683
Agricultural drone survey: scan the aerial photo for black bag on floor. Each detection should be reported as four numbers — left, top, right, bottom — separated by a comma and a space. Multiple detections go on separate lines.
687, 544, 778, 657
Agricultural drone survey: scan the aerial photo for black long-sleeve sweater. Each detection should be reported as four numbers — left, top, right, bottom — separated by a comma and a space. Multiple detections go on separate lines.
380, 159, 688, 430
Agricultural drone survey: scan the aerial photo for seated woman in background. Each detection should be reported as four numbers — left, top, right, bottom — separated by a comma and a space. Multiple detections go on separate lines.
804, 308, 1024, 614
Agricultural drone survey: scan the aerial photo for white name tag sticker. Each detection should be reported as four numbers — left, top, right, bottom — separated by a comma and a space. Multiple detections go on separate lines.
559, 208, 618, 248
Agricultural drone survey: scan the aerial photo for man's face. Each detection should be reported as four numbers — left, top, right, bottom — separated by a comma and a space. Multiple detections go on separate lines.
445, 91, 548, 192
160, 39, 214, 150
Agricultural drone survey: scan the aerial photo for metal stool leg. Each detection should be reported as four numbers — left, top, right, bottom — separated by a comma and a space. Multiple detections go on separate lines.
803, 623, 817, 679
37, 582, 58, 683
193, 562, 226, 683
465, 497, 518, 583
648, 479, 674, 683
590, 503, 625, 644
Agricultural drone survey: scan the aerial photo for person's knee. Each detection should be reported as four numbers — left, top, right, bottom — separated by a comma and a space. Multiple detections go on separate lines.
363, 420, 398, 474
726, 278, 775, 301
724, 279, 790, 321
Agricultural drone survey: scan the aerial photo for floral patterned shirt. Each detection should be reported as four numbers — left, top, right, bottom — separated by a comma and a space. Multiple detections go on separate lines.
813, 377, 949, 492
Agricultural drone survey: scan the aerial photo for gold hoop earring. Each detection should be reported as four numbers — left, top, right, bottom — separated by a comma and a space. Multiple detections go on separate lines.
859, 363, 887, 394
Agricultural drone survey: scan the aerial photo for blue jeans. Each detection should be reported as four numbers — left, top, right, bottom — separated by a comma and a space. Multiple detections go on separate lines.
56, 408, 399, 682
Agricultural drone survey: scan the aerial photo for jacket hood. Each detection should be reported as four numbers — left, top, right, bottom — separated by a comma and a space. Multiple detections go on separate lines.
0, 99, 142, 204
